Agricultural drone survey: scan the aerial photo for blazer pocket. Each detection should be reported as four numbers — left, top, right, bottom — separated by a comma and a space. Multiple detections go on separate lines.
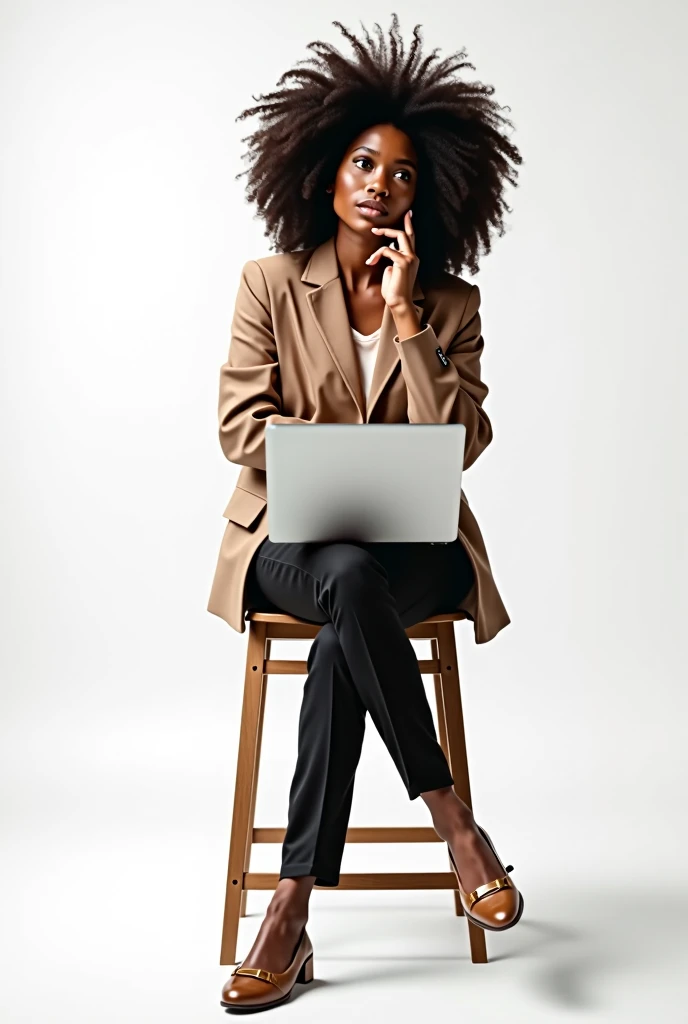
222, 486, 267, 529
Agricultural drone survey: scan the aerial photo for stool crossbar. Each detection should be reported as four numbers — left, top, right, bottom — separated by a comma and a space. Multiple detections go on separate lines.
220, 610, 489, 965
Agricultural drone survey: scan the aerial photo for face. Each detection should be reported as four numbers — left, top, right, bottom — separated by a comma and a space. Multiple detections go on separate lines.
328, 123, 418, 235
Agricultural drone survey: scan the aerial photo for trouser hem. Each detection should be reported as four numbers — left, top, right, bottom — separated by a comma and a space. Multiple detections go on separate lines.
279, 861, 340, 888
407, 770, 455, 801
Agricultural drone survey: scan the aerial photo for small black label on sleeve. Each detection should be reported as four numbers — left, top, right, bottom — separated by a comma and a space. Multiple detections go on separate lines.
435, 346, 450, 367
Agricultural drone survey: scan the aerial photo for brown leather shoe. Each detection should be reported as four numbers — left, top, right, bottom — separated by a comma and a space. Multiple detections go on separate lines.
220, 925, 314, 1013
448, 824, 524, 931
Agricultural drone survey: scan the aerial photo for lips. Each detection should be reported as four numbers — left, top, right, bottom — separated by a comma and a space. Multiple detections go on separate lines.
357, 200, 388, 215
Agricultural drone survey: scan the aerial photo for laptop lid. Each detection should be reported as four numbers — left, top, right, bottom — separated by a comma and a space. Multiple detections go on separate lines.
265, 423, 465, 543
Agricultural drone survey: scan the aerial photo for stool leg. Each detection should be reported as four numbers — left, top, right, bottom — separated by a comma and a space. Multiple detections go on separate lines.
220, 621, 266, 965
431, 637, 464, 920
240, 647, 268, 917
437, 621, 488, 965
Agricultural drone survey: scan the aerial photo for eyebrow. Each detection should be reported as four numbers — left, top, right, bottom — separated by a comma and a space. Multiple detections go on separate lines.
352, 145, 417, 170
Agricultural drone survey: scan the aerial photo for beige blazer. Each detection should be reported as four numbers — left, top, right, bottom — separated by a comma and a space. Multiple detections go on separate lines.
207, 234, 511, 644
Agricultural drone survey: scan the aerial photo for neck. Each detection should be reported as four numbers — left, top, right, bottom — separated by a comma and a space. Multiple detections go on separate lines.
333, 223, 394, 295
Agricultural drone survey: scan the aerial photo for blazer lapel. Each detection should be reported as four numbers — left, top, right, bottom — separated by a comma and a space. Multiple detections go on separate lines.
301, 235, 425, 423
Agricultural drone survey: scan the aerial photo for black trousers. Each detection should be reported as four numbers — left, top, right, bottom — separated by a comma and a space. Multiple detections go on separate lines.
244, 535, 475, 887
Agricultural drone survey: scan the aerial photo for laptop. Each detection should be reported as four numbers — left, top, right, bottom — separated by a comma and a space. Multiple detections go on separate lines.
265, 422, 466, 543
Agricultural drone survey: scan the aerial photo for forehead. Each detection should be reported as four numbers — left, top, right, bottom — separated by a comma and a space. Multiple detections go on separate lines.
345, 123, 416, 156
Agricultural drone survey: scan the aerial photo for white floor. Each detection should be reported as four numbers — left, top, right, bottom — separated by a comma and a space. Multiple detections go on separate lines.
2, 801, 686, 1023
219, 885, 688, 1024
3, 668, 686, 1024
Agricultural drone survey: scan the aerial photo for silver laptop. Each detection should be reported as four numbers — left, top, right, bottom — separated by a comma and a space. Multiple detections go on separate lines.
265, 422, 465, 543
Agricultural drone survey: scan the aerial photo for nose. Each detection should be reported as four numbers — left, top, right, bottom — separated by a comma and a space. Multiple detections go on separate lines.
367, 171, 391, 197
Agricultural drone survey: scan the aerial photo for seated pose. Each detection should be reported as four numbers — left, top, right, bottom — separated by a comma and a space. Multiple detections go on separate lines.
207, 13, 524, 1014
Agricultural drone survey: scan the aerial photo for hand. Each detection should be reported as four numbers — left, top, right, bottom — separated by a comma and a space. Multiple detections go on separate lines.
366, 210, 419, 313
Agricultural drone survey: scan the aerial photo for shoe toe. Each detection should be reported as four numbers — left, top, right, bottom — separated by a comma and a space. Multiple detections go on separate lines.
469, 886, 521, 928
221, 975, 281, 1008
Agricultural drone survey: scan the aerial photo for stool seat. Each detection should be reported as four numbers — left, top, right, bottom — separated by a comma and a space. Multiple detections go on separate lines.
220, 607, 489, 966
246, 609, 468, 625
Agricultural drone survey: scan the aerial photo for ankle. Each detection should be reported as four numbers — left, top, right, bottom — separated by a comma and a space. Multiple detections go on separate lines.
266, 881, 312, 920
423, 788, 476, 840
266, 896, 309, 917
446, 820, 483, 854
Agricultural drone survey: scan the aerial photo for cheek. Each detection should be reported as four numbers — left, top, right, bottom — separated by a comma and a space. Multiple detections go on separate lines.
334, 168, 357, 196
332, 174, 360, 220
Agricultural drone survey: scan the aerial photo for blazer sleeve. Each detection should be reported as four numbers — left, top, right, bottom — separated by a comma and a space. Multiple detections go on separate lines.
218, 259, 310, 471
392, 283, 493, 470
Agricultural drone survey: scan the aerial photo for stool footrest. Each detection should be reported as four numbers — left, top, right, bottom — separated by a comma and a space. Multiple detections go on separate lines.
265, 658, 441, 675
244, 871, 458, 890
253, 826, 443, 843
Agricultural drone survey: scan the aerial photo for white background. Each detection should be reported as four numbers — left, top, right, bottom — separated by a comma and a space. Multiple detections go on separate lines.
2, 1, 687, 1021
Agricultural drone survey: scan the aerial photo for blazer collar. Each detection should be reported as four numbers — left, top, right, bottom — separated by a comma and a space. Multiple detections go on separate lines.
300, 235, 424, 422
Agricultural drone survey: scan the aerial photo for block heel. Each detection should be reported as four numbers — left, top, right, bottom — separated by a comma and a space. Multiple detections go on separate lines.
296, 953, 314, 984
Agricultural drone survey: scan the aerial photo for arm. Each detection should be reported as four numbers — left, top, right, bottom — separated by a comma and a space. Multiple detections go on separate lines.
392, 283, 493, 470
218, 259, 310, 471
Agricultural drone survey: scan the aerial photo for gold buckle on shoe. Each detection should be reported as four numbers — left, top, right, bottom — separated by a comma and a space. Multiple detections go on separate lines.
230, 967, 278, 987
466, 875, 512, 909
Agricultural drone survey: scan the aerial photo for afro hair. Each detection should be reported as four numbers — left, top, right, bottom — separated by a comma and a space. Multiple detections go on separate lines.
234, 12, 522, 281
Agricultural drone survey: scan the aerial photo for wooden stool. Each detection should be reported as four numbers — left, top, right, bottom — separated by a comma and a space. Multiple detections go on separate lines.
220, 610, 489, 966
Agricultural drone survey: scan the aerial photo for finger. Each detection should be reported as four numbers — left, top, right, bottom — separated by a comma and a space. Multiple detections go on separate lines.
365, 246, 410, 266
371, 218, 414, 254
366, 243, 408, 261
370, 230, 413, 258
371, 210, 414, 237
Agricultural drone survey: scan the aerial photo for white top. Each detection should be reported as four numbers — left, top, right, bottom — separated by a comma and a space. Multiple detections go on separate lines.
350, 324, 382, 411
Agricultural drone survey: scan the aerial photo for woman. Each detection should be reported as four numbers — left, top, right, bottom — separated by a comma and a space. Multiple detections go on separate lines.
210, 14, 523, 1013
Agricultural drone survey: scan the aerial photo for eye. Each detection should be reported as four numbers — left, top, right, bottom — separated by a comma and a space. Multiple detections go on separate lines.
353, 157, 413, 182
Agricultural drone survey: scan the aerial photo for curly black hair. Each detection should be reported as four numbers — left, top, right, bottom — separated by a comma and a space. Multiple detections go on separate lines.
235, 13, 522, 281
